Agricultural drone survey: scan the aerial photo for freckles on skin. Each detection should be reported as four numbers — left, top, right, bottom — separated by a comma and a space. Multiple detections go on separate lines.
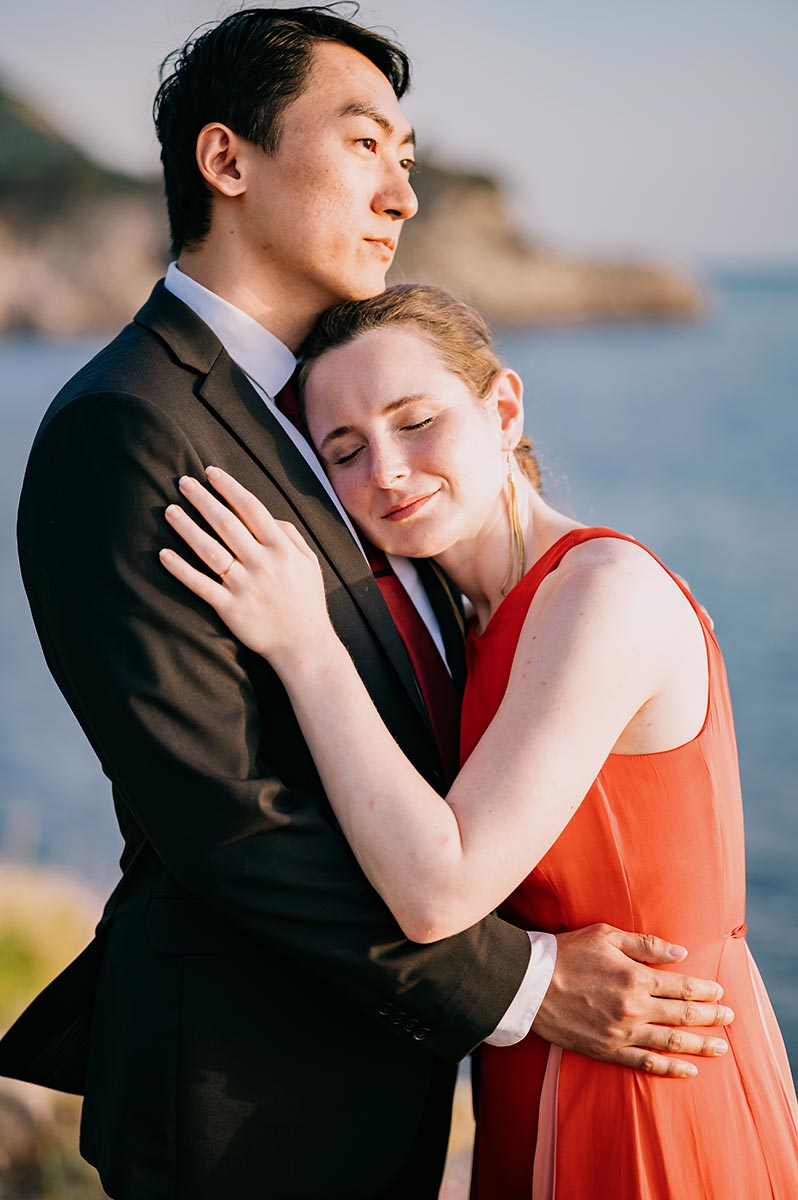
303, 336, 507, 559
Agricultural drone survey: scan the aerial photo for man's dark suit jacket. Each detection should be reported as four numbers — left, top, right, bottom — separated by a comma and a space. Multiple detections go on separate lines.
0, 283, 530, 1200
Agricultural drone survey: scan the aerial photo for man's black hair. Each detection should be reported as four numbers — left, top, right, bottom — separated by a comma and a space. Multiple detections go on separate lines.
153, 4, 411, 257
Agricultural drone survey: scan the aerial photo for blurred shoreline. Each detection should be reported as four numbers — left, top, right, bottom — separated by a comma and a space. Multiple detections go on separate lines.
2, 267, 797, 1194
0, 80, 704, 335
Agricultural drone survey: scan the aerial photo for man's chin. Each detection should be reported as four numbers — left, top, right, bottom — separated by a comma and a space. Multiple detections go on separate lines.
335, 270, 390, 305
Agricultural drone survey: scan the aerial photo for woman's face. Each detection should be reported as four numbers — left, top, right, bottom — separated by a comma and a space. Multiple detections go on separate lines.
303, 325, 520, 559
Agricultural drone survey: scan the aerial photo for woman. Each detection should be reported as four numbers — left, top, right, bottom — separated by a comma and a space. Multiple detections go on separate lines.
160, 285, 798, 1198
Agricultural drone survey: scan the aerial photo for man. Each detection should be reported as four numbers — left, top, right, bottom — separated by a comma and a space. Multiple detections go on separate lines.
0, 9, 730, 1199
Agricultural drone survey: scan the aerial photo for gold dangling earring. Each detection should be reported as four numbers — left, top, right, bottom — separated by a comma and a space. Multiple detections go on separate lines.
500, 451, 526, 596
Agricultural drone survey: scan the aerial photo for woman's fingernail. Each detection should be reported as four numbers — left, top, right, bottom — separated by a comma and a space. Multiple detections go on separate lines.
159, 548, 174, 562
179, 475, 197, 490
165, 504, 182, 519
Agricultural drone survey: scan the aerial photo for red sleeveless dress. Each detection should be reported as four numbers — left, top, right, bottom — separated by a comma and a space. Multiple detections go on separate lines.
464, 528, 798, 1200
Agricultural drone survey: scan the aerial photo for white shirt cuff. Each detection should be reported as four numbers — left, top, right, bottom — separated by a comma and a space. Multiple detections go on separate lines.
483, 931, 557, 1047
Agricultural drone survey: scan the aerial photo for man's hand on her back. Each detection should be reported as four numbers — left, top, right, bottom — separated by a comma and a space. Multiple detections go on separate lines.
532, 924, 732, 1078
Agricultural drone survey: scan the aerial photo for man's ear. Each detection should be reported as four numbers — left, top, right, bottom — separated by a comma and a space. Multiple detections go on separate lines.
492, 368, 525, 451
195, 123, 247, 198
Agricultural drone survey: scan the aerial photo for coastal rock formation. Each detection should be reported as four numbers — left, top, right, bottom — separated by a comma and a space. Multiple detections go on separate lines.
0, 82, 704, 335
0, 80, 168, 336
392, 164, 704, 324
0, 193, 168, 336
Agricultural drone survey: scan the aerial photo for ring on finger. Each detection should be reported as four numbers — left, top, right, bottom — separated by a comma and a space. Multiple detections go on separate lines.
218, 553, 237, 580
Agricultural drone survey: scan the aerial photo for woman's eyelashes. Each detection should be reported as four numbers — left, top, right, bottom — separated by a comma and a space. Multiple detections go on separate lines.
332, 444, 364, 467
329, 415, 437, 468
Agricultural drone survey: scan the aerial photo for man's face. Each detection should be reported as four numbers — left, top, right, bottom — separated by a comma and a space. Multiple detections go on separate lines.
240, 41, 417, 320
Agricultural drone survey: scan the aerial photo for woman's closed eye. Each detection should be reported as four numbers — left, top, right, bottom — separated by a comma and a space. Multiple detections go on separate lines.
331, 444, 364, 467
329, 418, 435, 467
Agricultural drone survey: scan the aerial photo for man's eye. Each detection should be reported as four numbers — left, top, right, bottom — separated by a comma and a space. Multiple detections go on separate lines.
401, 158, 416, 174
357, 138, 377, 152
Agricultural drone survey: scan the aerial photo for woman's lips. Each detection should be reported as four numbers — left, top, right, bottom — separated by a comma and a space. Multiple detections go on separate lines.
365, 237, 396, 261
381, 490, 439, 522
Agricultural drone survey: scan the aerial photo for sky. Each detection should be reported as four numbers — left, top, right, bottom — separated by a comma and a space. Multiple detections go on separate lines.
3, 0, 797, 264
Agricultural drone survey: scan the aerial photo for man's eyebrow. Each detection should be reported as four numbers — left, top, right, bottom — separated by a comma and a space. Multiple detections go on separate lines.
338, 101, 416, 147
319, 395, 429, 452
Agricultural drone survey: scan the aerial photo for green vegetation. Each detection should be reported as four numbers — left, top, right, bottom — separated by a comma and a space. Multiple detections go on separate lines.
0, 866, 99, 1029
0, 866, 107, 1199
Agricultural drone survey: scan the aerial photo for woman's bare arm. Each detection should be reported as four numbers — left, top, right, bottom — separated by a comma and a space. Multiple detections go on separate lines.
161, 467, 696, 943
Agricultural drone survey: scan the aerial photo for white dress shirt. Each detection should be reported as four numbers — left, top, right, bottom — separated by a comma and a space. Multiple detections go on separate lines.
164, 263, 556, 1044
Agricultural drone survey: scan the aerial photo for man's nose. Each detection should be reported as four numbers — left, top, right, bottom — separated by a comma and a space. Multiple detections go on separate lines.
374, 161, 418, 222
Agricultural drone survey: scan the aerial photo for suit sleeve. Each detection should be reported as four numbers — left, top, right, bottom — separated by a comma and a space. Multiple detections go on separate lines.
18, 389, 531, 1062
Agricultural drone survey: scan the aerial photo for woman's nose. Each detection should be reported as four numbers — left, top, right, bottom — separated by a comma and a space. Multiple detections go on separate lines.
370, 446, 409, 489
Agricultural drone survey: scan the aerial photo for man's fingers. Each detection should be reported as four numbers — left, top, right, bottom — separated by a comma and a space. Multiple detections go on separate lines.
645, 997, 734, 1028
609, 930, 728, 1006
612, 1025, 730, 1078
608, 927, 688, 966
611, 1048, 699, 1079
640, 1026, 729, 1058
650, 968, 725, 1005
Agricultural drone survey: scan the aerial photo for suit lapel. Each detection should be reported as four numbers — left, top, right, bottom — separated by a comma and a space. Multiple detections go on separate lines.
135, 283, 428, 726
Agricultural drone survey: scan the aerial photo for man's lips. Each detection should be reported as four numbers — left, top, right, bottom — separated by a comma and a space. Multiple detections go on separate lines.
381, 490, 439, 521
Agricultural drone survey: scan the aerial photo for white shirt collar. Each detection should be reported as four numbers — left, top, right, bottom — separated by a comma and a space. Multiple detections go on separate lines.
162, 265, 450, 670
164, 262, 296, 398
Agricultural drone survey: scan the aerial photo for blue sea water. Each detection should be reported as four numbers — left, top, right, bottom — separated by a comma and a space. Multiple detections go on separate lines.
0, 269, 796, 1072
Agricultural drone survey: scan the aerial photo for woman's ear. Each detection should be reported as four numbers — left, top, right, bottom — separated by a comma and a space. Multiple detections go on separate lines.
195, 122, 247, 198
492, 368, 525, 451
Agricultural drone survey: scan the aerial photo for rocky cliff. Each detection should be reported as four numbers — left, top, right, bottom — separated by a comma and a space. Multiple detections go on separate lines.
0, 83, 704, 335
393, 163, 703, 323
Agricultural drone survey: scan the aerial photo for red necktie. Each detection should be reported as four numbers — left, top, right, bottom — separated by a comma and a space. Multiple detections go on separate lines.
275, 374, 460, 784
275, 372, 302, 424
362, 541, 461, 784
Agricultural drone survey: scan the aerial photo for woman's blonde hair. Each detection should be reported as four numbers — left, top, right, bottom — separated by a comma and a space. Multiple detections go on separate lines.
299, 284, 541, 488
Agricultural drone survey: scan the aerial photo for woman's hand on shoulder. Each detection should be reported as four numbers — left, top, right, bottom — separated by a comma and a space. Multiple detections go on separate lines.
159, 466, 333, 671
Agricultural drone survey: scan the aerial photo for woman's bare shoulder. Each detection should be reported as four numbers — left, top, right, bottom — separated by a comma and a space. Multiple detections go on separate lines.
534, 533, 673, 610
512, 533, 696, 687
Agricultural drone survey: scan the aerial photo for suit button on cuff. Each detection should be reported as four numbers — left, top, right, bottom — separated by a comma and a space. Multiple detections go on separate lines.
412, 1027, 431, 1041
377, 1002, 393, 1017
